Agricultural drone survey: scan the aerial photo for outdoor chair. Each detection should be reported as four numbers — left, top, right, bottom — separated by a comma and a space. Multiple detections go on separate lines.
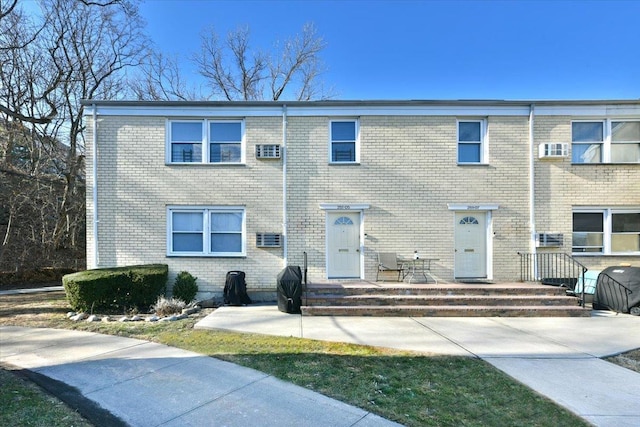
377, 252, 404, 282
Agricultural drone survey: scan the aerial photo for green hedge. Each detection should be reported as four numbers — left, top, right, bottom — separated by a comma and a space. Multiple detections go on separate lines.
62, 264, 168, 313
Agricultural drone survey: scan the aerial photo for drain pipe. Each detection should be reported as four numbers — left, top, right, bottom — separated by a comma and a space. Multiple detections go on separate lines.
529, 104, 537, 279
282, 104, 288, 266
91, 103, 99, 268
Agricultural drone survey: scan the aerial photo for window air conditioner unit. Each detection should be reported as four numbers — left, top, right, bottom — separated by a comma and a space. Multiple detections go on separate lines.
255, 144, 281, 159
256, 233, 282, 248
536, 233, 564, 248
538, 143, 569, 159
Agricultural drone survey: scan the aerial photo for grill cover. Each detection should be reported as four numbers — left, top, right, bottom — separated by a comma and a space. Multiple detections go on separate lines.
593, 266, 640, 313
277, 266, 303, 314
223, 271, 252, 305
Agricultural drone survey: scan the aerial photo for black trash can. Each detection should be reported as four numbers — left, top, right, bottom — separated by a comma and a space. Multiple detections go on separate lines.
277, 266, 303, 313
224, 271, 252, 305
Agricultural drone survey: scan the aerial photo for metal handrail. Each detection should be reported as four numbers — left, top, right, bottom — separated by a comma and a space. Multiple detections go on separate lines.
594, 272, 632, 313
303, 251, 308, 306
518, 252, 588, 308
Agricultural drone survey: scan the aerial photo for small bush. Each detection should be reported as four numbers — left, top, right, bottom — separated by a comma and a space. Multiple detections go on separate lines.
62, 264, 167, 313
172, 271, 198, 303
152, 296, 186, 317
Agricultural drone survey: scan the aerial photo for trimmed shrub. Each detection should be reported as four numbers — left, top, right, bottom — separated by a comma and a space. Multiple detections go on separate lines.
62, 264, 168, 313
172, 271, 198, 303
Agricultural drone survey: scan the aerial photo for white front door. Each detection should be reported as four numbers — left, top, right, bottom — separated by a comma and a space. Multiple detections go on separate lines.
454, 211, 487, 278
327, 212, 361, 278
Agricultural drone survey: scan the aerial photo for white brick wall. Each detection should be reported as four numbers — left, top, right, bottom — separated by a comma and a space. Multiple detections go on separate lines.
85, 103, 640, 299
534, 116, 640, 271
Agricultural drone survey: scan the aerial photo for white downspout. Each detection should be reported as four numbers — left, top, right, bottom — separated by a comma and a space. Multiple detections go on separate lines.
92, 103, 99, 268
529, 104, 537, 278
282, 104, 288, 266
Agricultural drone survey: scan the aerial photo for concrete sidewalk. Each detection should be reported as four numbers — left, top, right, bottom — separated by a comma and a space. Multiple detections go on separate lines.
196, 305, 640, 427
0, 325, 400, 427
2, 307, 639, 427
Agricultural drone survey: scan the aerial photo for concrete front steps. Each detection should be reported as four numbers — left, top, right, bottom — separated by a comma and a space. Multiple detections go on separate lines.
300, 281, 591, 317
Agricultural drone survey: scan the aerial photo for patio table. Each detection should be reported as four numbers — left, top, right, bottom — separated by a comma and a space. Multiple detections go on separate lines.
400, 257, 439, 284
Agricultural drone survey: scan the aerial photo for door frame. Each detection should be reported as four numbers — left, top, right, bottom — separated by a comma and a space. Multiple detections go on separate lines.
448, 204, 497, 280
320, 203, 369, 279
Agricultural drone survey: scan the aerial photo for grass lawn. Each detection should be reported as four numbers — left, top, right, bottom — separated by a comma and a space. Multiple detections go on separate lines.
0, 368, 92, 427
0, 290, 613, 426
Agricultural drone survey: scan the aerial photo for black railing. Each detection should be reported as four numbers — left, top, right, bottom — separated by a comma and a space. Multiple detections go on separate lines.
518, 252, 588, 307
303, 251, 308, 306
594, 272, 632, 313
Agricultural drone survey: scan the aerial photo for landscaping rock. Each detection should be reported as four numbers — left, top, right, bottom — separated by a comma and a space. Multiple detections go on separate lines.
86, 315, 100, 322
66, 311, 77, 318
130, 315, 143, 322
119, 316, 130, 322
159, 315, 178, 322
70, 313, 88, 322
102, 316, 112, 323
182, 307, 200, 315
146, 315, 159, 322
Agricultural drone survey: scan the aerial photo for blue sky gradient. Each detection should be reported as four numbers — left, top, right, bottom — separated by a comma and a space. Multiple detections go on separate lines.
140, 0, 640, 100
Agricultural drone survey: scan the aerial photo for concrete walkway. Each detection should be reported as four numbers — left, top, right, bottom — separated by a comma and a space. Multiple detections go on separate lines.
196, 305, 640, 427
0, 325, 399, 427
2, 306, 639, 427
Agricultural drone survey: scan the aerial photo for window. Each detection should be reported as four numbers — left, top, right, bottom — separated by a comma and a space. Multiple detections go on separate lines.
572, 120, 640, 164
573, 209, 640, 254
330, 120, 358, 163
168, 119, 244, 164
611, 121, 640, 163
210, 121, 242, 163
170, 121, 203, 163
457, 120, 486, 164
168, 207, 245, 256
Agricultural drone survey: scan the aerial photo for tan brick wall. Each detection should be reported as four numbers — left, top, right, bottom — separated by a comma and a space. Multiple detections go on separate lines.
286, 115, 531, 282
86, 107, 639, 296
534, 116, 640, 271
86, 115, 285, 300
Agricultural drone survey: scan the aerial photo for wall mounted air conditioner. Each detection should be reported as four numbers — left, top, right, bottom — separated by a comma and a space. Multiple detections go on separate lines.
256, 233, 282, 248
536, 233, 564, 248
538, 143, 569, 159
255, 144, 281, 159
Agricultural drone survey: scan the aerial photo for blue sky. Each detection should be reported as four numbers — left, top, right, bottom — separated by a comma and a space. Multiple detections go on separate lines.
140, 0, 640, 101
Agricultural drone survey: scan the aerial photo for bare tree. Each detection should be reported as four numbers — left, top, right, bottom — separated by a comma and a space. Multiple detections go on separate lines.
130, 51, 200, 101
192, 23, 330, 101
0, 0, 147, 272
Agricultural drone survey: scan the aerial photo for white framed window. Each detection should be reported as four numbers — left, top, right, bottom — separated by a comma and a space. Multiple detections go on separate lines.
167, 119, 244, 164
169, 121, 204, 163
457, 119, 487, 164
573, 208, 640, 255
572, 120, 640, 164
330, 119, 358, 163
168, 207, 246, 256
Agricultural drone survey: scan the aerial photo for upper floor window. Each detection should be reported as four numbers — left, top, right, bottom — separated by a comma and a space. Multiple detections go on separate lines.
457, 120, 486, 164
572, 120, 639, 164
170, 121, 203, 163
168, 119, 244, 164
330, 120, 358, 163
573, 208, 640, 255
168, 207, 245, 257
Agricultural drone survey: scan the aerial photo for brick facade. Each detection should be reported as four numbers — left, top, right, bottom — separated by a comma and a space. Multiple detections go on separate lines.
83, 101, 640, 301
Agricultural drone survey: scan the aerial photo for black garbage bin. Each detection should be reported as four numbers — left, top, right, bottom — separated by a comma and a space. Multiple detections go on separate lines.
224, 271, 252, 305
277, 266, 303, 313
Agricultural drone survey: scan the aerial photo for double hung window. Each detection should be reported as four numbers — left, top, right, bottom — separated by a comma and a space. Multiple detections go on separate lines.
457, 120, 486, 164
573, 209, 640, 254
572, 120, 640, 164
168, 120, 244, 164
168, 207, 245, 256
330, 120, 358, 163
